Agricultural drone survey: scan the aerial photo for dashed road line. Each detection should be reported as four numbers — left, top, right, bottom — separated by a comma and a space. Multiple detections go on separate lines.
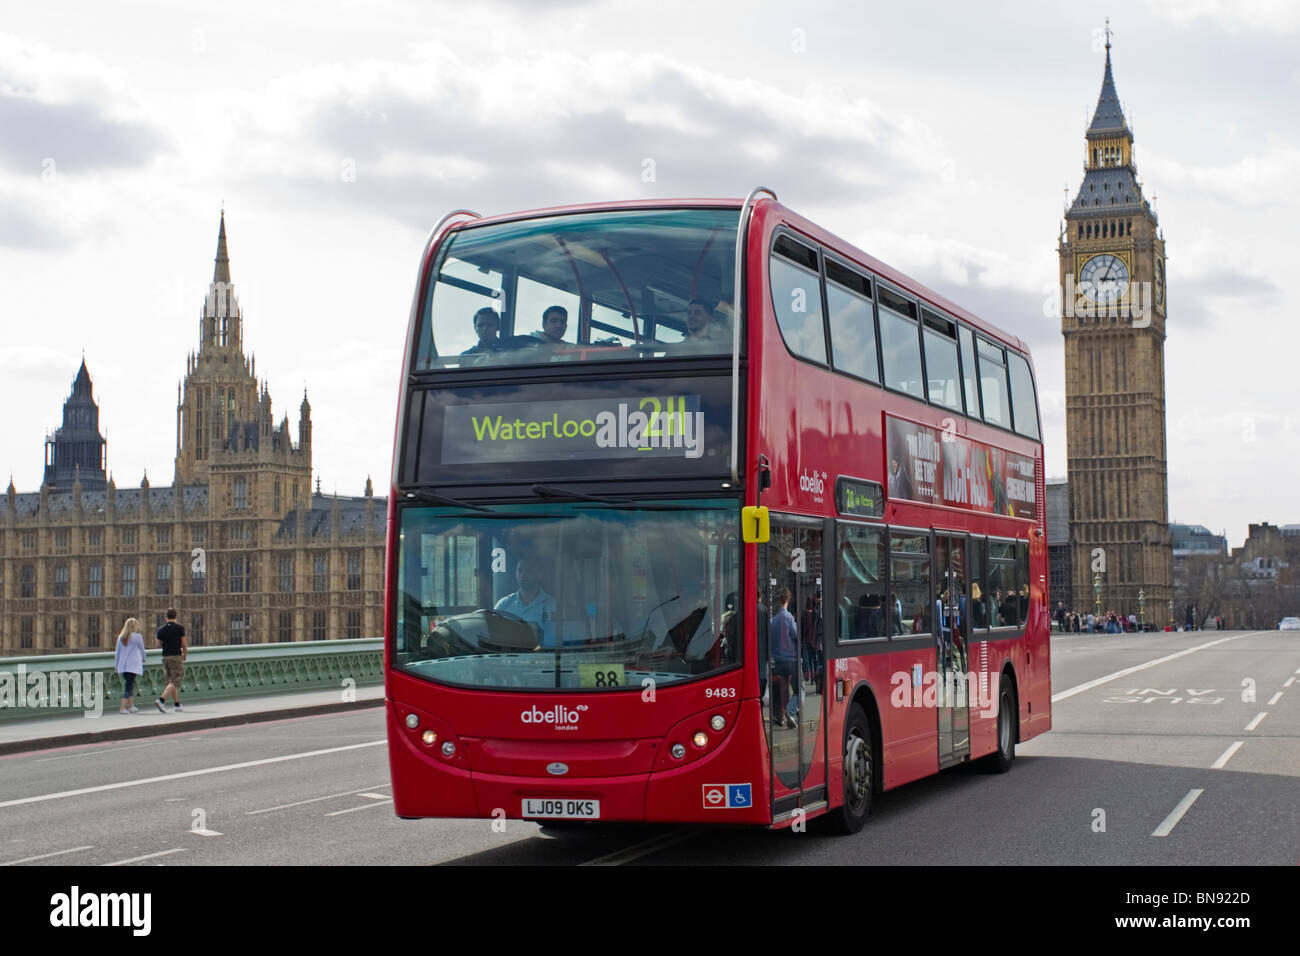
245, 783, 392, 816
1152, 789, 1204, 837
1267, 691, 1283, 706
0, 845, 94, 866
102, 848, 186, 866
1245, 713, 1267, 731
1210, 742, 1243, 770
324, 798, 393, 817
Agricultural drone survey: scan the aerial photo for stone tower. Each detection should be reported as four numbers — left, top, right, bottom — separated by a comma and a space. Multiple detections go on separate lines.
1059, 33, 1173, 622
43, 359, 108, 490
173, 211, 312, 519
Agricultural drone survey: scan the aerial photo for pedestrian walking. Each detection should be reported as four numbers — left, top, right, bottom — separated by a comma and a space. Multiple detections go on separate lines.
155, 608, 187, 713
114, 617, 146, 713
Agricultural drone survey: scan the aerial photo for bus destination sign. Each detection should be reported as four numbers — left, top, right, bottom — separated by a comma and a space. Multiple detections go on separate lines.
836, 477, 884, 519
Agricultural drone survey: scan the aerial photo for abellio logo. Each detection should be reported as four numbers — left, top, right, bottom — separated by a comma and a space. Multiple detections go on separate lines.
798, 469, 826, 495
520, 703, 588, 730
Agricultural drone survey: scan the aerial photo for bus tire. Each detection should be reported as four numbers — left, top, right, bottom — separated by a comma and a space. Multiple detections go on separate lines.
985, 682, 1015, 774
827, 703, 873, 834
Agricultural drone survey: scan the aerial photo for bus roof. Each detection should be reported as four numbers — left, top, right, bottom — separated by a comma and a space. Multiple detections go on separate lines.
447, 197, 1031, 358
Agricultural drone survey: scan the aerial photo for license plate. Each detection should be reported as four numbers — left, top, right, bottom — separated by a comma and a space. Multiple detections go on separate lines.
522, 798, 601, 819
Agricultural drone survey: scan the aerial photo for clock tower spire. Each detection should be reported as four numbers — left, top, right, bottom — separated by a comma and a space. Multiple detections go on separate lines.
1059, 34, 1172, 621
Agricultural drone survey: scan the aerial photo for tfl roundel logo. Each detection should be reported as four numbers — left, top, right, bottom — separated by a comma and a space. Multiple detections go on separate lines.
702, 783, 752, 809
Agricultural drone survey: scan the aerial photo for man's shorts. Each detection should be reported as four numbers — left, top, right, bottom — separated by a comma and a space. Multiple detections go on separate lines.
163, 655, 185, 688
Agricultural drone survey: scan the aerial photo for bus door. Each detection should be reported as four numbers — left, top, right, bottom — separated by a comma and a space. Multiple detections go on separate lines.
758, 516, 827, 819
935, 532, 971, 766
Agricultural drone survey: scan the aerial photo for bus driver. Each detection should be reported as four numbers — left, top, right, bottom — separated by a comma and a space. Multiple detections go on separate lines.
494, 555, 557, 638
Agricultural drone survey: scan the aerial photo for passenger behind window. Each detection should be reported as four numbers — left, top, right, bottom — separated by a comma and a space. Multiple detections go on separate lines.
677, 298, 730, 351
532, 305, 570, 347
972, 582, 988, 628
461, 308, 507, 357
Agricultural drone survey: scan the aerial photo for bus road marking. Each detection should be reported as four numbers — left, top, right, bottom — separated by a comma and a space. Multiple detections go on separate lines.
1152, 789, 1204, 837
1210, 742, 1243, 770
1268, 691, 1283, 705
245, 783, 392, 816
579, 827, 700, 866
1052, 633, 1257, 702
1285, 677, 1295, 688
102, 848, 187, 866
0, 740, 386, 810
1245, 713, 1267, 731
324, 798, 393, 817
0, 845, 94, 866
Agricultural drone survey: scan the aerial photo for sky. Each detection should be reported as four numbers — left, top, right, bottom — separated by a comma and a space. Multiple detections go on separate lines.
1, 0, 1296, 548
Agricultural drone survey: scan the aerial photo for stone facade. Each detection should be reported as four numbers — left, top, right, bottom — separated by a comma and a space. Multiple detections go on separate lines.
0, 214, 385, 654
1059, 39, 1174, 619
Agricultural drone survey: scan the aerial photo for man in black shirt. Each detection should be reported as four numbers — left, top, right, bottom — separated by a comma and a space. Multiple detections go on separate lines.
155, 608, 187, 713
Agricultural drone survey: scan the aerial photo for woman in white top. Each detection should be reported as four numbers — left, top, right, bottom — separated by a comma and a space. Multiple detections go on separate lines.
114, 618, 147, 713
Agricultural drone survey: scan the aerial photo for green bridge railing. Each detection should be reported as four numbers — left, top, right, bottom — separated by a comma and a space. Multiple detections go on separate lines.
0, 639, 383, 720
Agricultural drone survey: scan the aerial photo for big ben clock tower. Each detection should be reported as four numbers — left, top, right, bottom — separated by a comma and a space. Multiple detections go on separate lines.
1060, 30, 1173, 620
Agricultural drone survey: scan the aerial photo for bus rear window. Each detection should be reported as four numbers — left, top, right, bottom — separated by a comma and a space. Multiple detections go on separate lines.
416, 208, 739, 370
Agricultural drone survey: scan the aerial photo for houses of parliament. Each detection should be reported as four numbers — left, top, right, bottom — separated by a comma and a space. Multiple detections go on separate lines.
0, 214, 385, 654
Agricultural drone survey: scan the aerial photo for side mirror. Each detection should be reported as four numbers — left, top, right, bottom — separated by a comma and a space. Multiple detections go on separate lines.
741, 505, 770, 543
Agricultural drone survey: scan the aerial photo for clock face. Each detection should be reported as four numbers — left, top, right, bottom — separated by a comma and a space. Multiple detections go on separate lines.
1080, 253, 1130, 303
1154, 260, 1165, 306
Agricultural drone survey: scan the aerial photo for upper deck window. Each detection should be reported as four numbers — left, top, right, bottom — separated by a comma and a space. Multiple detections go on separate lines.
769, 236, 828, 364
416, 208, 739, 371
976, 337, 1011, 430
1007, 352, 1041, 440
877, 286, 924, 399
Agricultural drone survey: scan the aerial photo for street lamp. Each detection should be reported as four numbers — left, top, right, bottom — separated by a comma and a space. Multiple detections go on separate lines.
1093, 572, 1102, 623
1168, 598, 1174, 630
1138, 588, 1145, 632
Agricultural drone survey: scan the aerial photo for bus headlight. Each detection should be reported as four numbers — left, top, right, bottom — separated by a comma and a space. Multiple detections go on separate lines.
670, 743, 686, 759
421, 730, 437, 746
405, 713, 419, 729
692, 732, 709, 748
441, 741, 456, 758
710, 714, 726, 732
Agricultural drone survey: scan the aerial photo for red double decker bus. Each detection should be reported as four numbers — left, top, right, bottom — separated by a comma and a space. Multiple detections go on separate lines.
385, 190, 1050, 832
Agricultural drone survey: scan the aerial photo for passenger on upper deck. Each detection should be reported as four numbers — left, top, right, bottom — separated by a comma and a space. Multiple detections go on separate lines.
682, 297, 729, 346
461, 307, 506, 355
531, 306, 570, 346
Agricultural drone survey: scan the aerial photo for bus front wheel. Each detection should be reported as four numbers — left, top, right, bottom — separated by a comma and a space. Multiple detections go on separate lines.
826, 703, 873, 834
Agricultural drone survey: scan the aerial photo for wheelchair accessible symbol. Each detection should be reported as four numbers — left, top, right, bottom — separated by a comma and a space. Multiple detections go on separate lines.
702, 783, 752, 809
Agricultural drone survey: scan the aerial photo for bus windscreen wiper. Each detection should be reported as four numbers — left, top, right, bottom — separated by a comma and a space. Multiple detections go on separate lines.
403, 490, 492, 512
530, 483, 622, 504
529, 484, 705, 511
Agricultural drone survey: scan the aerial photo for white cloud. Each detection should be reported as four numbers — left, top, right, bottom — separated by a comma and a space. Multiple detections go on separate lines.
1145, 0, 1300, 32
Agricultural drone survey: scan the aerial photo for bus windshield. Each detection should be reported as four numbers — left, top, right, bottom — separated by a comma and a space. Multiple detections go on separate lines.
415, 208, 740, 370
393, 499, 741, 691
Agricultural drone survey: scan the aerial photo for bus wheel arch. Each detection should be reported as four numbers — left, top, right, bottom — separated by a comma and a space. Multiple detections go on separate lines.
825, 684, 881, 834
985, 664, 1018, 773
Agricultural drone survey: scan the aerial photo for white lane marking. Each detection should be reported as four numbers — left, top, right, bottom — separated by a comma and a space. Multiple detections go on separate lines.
0, 740, 385, 810
1, 845, 94, 866
579, 827, 699, 866
189, 829, 223, 837
1210, 742, 1243, 770
1285, 677, 1296, 688
245, 783, 392, 816
102, 848, 186, 866
1052, 633, 1258, 702
1245, 712, 1267, 731
1268, 691, 1283, 705
36, 742, 158, 763
1152, 789, 1204, 837
324, 798, 393, 817
358, 792, 390, 800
